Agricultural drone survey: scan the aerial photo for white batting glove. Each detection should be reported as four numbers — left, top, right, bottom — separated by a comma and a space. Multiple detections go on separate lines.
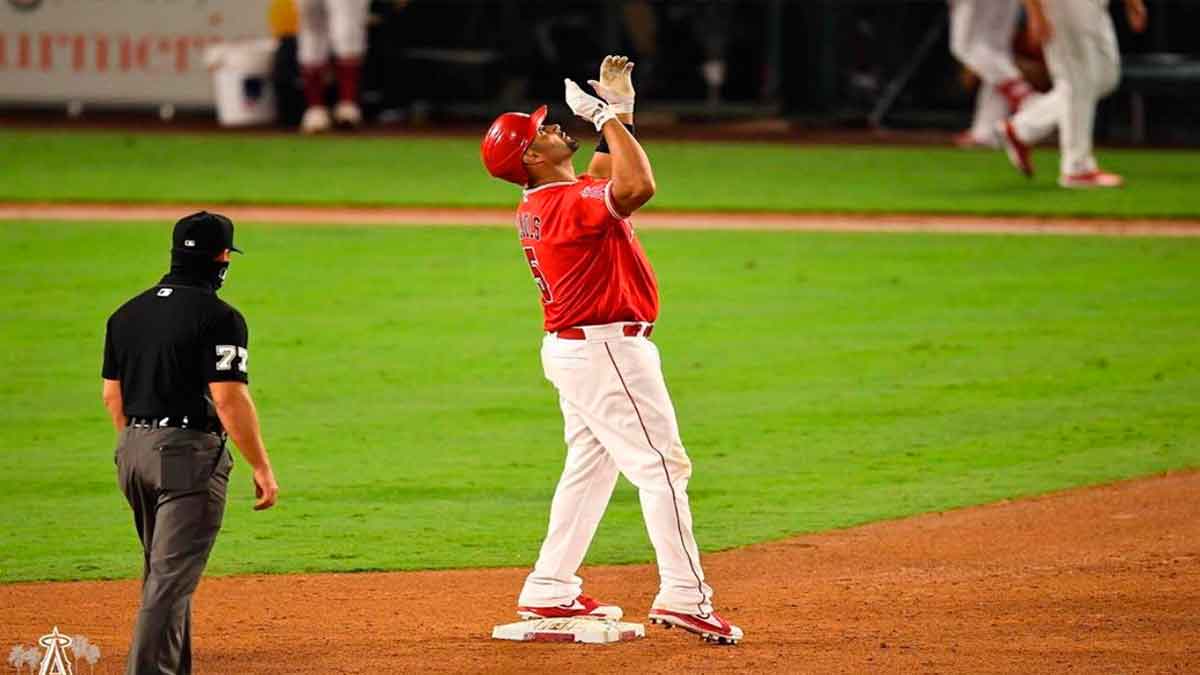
564, 78, 617, 132
587, 54, 636, 114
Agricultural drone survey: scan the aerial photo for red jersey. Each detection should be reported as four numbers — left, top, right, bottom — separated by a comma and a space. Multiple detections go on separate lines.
515, 175, 659, 333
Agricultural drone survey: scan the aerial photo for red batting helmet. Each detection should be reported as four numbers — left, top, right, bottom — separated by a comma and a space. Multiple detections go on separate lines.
481, 105, 548, 186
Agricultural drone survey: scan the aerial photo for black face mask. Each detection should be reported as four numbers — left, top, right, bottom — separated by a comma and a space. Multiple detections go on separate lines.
213, 261, 230, 289
167, 251, 231, 290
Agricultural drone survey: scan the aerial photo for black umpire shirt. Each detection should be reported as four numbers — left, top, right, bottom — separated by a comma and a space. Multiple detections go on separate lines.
103, 275, 249, 426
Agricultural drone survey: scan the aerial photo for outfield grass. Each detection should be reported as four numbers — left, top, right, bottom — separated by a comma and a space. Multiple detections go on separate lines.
2, 130, 1199, 218
0, 220, 1197, 583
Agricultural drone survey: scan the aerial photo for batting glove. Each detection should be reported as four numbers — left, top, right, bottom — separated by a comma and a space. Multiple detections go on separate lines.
587, 55, 636, 114
564, 78, 617, 132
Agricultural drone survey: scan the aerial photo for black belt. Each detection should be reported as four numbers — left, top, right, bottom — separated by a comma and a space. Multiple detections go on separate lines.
127, 416, 223, 434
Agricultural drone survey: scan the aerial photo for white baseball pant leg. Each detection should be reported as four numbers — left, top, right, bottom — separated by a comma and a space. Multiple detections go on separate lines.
327, 0, 370, 60
519, 324, 714, 614
948, 0, 1022, 84
297, 0, 369, 65
1012, 0, 1121, 175
517, 398, 620, 605
296, 0, 331, 67
970, 83, 1010, 142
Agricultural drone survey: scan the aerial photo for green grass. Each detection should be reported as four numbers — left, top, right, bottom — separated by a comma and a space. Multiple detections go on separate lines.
2, 130, 1199, 218
0, 220, 1197, 583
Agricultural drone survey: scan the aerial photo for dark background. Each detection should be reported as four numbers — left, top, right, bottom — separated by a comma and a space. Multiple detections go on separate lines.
321, 0, 1199, 144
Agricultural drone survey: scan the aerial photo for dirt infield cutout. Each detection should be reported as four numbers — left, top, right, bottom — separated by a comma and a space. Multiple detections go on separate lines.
2, 471, 1196, 674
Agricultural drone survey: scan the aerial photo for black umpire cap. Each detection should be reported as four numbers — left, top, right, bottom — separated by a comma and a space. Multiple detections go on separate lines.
172, 211, 243, 255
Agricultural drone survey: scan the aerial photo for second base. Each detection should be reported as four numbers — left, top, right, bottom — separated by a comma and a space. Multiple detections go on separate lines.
492, 618, 645, 644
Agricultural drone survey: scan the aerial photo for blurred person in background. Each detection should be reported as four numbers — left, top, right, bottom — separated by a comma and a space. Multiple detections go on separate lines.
269, 0, 306, 128
691, 1, 736, 105
296, 0, 371, 133
948, 0, 1038, 149
361, 0, 414, 124
998, 0, 1147, 188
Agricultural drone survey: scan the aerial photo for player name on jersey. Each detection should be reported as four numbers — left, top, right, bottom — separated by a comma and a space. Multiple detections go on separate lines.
517, 213, 542, 241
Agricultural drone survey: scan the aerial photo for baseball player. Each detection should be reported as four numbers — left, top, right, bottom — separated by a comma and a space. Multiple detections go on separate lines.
948, 0, 1037, 149
102, 212, 279, 674
999, 0, 1147, 187
480, 56, 743, 645
296, 0, 371, 133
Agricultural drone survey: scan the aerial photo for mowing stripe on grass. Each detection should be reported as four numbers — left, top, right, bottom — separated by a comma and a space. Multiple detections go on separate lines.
2, 203, 1198, 237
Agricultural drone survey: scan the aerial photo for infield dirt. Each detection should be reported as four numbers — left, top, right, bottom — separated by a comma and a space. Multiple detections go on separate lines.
2, 202, 1199, 237
2, 471, 1196, 674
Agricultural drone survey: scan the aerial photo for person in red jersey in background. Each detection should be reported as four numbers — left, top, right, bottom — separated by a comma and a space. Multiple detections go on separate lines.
480, 55, 743, 645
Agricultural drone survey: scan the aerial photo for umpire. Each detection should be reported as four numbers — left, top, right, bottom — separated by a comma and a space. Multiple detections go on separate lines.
101, 211, 280, 675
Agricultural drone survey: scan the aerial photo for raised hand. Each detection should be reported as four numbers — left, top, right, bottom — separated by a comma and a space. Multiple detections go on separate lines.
564, 78, 617, 131
587, 55, 636, 114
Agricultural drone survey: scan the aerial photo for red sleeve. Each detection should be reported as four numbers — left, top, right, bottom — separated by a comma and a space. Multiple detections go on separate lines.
571, 177, 624, 233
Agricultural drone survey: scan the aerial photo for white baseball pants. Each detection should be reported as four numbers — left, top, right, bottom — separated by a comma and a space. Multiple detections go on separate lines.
296, 0, 371, 65
949, 0, 1023, 142
949, 0, 1023, 85
1011, 0, 1121, 175
967, 86, 1010, 144
518, 323, 714, 615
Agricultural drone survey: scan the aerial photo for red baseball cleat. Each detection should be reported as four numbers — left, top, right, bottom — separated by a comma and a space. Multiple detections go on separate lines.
1058, 170, 1124, 189
648, 608, 744, 645
517, 594, 623, 621
998, 120, 1034, 178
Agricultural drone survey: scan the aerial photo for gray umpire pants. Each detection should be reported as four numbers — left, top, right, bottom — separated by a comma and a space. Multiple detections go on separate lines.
116, 427, 232, 675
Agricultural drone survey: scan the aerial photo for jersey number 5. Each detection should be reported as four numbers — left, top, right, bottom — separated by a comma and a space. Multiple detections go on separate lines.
523, 247, 553, 304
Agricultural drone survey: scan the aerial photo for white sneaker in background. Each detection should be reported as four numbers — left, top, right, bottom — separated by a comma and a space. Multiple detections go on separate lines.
300, 106, 332, 134
333, 101, 363, 128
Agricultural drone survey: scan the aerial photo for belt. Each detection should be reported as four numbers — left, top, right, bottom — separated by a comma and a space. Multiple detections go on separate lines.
127, 416, 223, 434
555, 323, 653, 340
